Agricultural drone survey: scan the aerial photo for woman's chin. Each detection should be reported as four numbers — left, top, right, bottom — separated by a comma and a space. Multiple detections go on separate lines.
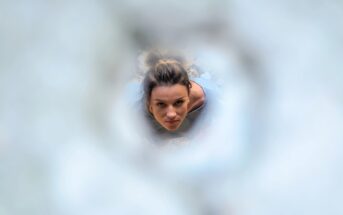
166, 127, 178, 131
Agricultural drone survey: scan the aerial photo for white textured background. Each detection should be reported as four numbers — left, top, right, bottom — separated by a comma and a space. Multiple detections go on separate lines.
0, 0, 342, 214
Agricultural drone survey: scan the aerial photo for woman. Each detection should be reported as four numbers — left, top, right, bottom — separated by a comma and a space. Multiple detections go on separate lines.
129, 51, 218, 140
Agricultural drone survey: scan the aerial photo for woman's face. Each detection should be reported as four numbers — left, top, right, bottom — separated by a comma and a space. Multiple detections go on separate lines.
149, 84, 190, 131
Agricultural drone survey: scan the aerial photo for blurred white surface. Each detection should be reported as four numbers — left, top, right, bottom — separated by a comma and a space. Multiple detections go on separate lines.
1, 0, 342, 214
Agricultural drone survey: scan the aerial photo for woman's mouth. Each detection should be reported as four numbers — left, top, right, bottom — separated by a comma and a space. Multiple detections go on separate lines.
164, 120, 181, 130
165, 120, 180, 125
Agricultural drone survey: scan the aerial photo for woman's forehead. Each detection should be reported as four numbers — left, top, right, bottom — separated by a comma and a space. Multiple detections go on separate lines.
150, 84, 188, 101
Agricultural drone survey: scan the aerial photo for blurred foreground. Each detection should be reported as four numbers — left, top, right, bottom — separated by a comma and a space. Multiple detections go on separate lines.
1, 0, 343, 214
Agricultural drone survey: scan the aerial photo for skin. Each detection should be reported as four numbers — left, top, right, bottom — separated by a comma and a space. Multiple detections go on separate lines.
148, 81, 204, 131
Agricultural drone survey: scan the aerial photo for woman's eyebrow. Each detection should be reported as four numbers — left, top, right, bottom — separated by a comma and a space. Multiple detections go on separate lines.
154, 97, 186, 102
175, 96, 185, 101
154, 99, 167, 102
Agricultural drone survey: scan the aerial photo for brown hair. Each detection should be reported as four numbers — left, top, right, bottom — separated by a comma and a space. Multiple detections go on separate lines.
142, 51, 192, 107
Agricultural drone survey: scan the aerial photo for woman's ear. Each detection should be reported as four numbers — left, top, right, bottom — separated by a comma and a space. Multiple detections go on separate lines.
149, 105, 153, 113
147, 101, 153, 114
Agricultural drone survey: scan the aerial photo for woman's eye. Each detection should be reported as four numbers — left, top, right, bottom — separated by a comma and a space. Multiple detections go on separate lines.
175, 100, 184, 106
156, 102, 165, 107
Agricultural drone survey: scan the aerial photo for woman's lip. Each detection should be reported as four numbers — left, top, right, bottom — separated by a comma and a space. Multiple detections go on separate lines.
165, 120, 180, 123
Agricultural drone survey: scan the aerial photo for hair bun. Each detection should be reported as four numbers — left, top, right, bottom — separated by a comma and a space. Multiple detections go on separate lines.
136, 49, 198, 81
145, 50, 188, 68
145, 51, 163, 68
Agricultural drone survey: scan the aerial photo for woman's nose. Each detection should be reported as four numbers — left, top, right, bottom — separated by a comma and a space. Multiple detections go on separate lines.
166, 107, 177, 119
